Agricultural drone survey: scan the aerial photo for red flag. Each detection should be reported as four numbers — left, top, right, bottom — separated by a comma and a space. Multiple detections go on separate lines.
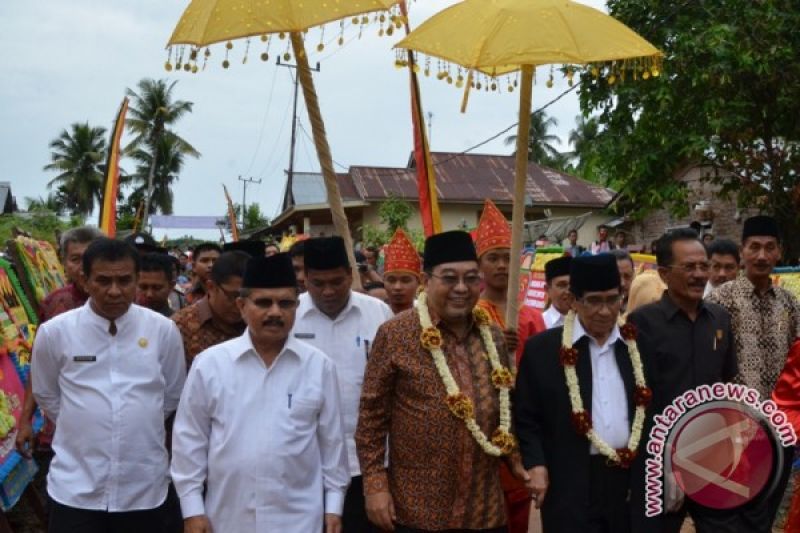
400, 2, 441, 237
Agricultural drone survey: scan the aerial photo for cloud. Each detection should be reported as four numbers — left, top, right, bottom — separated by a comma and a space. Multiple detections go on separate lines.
2, 0, 608, 238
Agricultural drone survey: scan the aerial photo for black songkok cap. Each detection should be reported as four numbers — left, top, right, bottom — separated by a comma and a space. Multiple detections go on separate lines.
545, 256, 572, 282
223, 240, 265, 258
742, 215, 780, 242
242, 253, 297, 289
423, 230, 478, 271
123, 232, 166, 254
304, 236, 350, 270
570, 254, 621, 298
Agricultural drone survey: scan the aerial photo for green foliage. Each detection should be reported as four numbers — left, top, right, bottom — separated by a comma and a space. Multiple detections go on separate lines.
562, 115, 608, 184
123, 134, 188, 215
124, 78, 199, 220
377, 197, 414, 233
578, 0, 800, 255
43, 122, 107, 216
360, 198, 425, 250
505, 111, 570, 170
25, 194, 66, 215
242, 203, 269, 231
0, 213, 83, 245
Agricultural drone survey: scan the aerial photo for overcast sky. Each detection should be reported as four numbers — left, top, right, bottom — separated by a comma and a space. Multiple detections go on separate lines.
1, 0, 606, 240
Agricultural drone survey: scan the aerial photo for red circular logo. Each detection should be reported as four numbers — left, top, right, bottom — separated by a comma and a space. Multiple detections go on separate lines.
669, 405, 775, 509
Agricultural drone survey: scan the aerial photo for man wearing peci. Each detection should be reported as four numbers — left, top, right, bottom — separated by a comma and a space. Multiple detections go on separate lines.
32, 238, 185, 533
171, 253, 349, 532
292, 236, 394, 532
515, 254, 647, 532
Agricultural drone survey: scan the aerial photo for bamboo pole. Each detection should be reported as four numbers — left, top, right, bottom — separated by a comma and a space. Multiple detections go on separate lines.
290, 32, 362, 290
505, 65, 534, 372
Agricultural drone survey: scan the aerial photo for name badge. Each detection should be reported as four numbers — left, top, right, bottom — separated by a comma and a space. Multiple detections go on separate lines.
294, 333, 315, 339
73, 355, 96, 363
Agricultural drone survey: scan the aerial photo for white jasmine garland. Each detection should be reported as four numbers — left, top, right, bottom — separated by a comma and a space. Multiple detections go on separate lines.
417, 291, 514, 456
561, 310, 649, 466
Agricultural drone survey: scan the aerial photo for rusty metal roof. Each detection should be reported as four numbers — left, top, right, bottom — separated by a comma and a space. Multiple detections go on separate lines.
348, 152, 615, 207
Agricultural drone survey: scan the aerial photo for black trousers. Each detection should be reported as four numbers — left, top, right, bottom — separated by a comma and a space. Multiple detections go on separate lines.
736, 444, 795, 533
587, 455, 631, 533
343, 475, 375, 533
48, 498, 166, 533
162, 483, 183, 533
631, 445, 795, 533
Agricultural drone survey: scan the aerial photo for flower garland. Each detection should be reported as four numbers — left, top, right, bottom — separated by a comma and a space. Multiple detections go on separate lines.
561, 311, 651, 468
416, 291, 515, 456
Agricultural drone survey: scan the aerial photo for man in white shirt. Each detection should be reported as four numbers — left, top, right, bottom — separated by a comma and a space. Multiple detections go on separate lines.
172, 252, 349, 533
542, 256, 573, 329
32, 238, 186, 533
292, 236, 394, 532
515, 254, 641, 532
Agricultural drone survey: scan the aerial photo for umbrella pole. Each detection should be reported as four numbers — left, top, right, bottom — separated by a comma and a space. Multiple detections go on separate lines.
505, 65, 534, 372
290, 32, 362, 290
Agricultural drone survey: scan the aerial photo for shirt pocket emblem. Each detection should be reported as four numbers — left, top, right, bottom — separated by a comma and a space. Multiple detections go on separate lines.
138, 338, 149, 348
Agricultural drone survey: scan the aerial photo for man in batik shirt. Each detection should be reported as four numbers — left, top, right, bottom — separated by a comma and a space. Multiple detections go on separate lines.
708, 215, 800, 532
356, 230, 527, 532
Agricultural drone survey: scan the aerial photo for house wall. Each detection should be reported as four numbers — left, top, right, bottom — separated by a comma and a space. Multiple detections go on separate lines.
361, 201, 610, 247
631, 166, 756, 246
361, 202, 484, 232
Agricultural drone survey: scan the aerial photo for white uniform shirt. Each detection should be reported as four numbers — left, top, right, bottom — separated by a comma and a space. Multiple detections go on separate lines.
32, 302, 186, 511
571, 319, 630, 453
171, 331, 349, 532
292, 291, 393, 476
543, 306, 566, 329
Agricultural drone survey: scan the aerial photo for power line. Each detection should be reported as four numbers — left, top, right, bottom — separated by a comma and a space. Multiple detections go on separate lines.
257, 69, 295, 179
243, 63, 279, 175
295, 82, 581, 174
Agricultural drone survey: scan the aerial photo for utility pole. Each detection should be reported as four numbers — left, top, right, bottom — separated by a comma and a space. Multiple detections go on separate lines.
277, 56, 320, 210
238, 175, 261, 228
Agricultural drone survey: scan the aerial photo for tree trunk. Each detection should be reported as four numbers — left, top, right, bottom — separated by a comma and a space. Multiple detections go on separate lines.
140, 138, 159, 231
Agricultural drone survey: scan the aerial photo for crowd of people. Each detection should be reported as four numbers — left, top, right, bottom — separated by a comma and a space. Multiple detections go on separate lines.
13, 202, 800, 533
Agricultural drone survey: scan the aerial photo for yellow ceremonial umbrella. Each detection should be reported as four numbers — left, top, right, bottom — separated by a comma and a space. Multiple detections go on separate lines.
396, 0, 662, 341
167, 0, 407, 287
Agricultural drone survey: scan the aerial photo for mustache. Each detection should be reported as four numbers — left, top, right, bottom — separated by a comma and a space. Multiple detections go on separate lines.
262, 318, 285, 327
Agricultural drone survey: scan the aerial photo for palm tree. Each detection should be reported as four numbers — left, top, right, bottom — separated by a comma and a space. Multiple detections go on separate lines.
43, 122, 107, 216
25, 192, 66, 214
567, 115, 600, 166
504, 111, 565, 168
124, 134, 187, 215
125, 78, 200, 226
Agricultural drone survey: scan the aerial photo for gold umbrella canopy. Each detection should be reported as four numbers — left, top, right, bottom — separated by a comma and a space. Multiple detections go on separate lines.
166, 0, 407, 289
395, 0, 662, 76
169, 0, 401, 49
395, 0, 662, 352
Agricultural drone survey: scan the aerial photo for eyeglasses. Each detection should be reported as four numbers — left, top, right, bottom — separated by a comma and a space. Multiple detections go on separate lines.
668, 262, 711, 274
430, 273, 482, 287
216, 285, 241, 301
247, 297, 298, 310
579, 294, 622, 311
